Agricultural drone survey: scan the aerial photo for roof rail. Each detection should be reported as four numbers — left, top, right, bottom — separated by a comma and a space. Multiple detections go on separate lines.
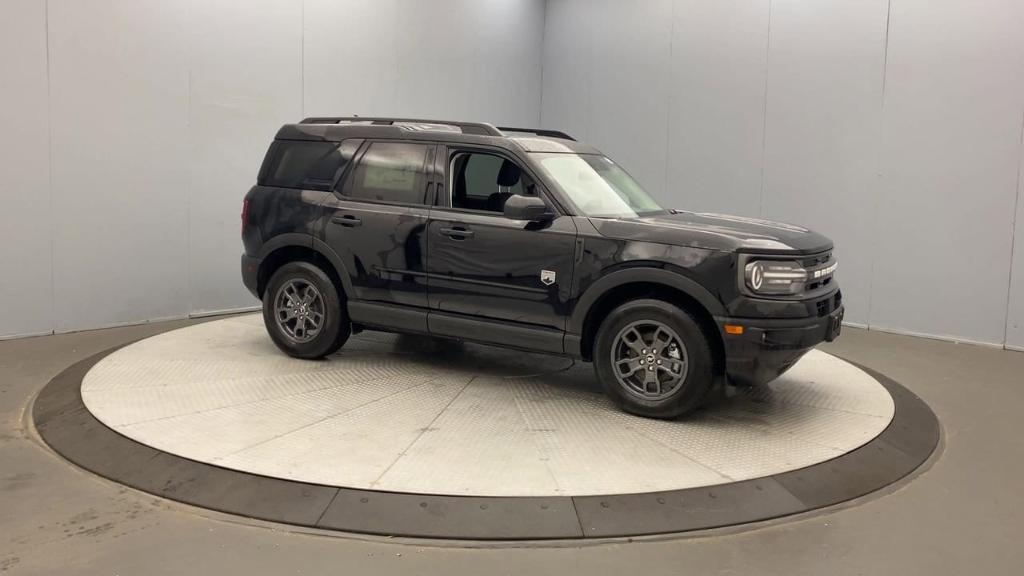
299, 116, 503, 137
497, 126, 575, 141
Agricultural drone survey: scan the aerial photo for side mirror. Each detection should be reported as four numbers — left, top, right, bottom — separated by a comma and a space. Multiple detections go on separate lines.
503, 194, 554, 222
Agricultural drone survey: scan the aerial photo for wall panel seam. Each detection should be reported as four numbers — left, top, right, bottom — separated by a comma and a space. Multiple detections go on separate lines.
538, 0, 547, 126
866, 0, 893, 331
301, 0, 305, 118
186, 16, 193, 315
662, 0, 676, 200
45, 0, 55, 337
1003, 106, 1024, 344
756, 0, 773, 217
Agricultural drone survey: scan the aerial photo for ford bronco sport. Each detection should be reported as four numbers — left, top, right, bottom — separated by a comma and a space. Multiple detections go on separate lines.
241, 117, 843, 418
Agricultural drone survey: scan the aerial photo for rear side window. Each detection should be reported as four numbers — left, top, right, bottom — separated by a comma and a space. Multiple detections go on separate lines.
260, 140, 354, 191
345, 142, 430, 204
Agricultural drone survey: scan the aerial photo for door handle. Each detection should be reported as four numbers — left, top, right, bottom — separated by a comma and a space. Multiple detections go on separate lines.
331, 214, 362, 227
439, 226, 474, 239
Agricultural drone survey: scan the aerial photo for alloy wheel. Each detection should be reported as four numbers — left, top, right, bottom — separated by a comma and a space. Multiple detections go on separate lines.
273, 279, 325, 344
610, 320, 688, 400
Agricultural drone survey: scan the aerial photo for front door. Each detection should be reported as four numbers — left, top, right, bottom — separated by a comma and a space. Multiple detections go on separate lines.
426, 147, 577, 352
322, 140, 434, 311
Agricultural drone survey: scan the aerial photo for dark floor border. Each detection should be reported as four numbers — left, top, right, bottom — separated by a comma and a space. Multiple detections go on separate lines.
32, 342, 940, 540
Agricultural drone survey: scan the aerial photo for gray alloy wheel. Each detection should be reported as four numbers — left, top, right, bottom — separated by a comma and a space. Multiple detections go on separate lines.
610, 320, 689, 400
273, 279, 325, 344
262, 261, 350, 360
594, 298, 715, 418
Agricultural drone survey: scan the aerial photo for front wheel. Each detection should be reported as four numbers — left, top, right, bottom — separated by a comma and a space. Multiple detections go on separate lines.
262, 261, 349, 359
594, 299, 716, 419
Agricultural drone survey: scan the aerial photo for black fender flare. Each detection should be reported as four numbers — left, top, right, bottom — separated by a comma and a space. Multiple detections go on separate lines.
567, 266, 725, 335
257, 234, 354, 299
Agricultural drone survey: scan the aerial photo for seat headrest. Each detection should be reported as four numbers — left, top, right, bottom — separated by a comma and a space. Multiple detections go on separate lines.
497, 160, 521, 187
486, 192, 514, 213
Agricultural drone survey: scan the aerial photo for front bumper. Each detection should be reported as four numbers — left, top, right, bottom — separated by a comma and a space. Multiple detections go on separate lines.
241, 254, 261, 298
715, 303, 844, 387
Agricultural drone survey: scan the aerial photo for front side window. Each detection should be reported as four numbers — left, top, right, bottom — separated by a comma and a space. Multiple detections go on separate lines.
450, 151, 534, 213
346, 142, 430, 204
532, 153, 664, 218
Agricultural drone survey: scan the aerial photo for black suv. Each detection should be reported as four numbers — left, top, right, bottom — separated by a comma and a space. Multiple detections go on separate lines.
242, 117, 843, 418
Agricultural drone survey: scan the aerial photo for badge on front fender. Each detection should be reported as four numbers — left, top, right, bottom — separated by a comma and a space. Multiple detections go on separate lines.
540, 270, 556, 286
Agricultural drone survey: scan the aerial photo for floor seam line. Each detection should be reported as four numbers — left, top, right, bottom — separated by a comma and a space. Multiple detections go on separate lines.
208, 374, 450, 462
313, 488, 341, 527
624, 424, 737, 482
369, 375, 476, 489
570, 497, 587, 538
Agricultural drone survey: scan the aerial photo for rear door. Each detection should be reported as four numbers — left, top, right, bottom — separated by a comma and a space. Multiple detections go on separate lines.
425, 145, 577, 352
321, 140, 435, 315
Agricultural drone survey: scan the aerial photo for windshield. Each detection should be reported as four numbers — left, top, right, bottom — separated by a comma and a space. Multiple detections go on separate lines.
532, 153, 665, 218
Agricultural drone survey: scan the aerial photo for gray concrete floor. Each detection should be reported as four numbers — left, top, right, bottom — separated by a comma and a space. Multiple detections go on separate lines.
1, 317, 1022, 575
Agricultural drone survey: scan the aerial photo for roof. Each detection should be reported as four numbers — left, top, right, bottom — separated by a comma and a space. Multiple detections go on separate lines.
273, 117, 601, 154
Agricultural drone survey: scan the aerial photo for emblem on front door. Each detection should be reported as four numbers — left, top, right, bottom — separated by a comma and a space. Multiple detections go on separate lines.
540, 270, 556, 286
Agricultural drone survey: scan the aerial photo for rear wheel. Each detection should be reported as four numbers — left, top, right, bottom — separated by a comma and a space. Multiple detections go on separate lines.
594, 299, 715, 419
262, 261, 349, 359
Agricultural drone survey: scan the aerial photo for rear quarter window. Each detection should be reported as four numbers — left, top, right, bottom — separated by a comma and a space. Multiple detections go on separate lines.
344, 142, 431, 204
259, 140, 359, 191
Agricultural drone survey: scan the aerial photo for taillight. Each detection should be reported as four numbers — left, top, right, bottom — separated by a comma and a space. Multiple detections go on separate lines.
241, 199, 250, 234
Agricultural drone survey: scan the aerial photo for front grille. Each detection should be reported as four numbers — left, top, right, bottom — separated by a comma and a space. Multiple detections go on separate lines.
799, 251, 832, 268
801, 250, 836, 295
806, 275, 834, 292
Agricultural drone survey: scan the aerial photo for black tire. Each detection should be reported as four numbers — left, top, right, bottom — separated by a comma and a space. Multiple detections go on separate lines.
594, 299, 716, 419
262, 261, 349, 359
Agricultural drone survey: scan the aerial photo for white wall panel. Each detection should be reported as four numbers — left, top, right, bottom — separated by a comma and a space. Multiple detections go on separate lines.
540, 0, 593, 142
666, 0, 769, 217
543, 0, 767, 211
392, 0, 544, 125
0, 0, 52, 338
761, 0, 888, 326
542, 0, 673, 196
303, 0, 401, 117
304, 0, 544, 126
1006, 133, 1024, 350
48, 0, 190, 332
871, 0, 1024, 344
187, 0, 303, 314
584, 0, 673, 198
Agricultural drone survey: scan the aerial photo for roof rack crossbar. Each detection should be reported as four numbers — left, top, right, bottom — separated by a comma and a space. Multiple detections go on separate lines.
497, 126, 575, 141
299, 116, 503, 137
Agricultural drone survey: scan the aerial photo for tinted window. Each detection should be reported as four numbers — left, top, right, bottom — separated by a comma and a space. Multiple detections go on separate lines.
262, 141, 352, 191
346, 142, 430, 204
450, 152, 532, 212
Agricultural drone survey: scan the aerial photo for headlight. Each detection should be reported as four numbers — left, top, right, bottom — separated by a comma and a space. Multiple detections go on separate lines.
744, 260, 807, 295
741, 253, 838, 297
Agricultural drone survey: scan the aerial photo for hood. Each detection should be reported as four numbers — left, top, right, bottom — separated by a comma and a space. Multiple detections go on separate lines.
589, 210, 833, 254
